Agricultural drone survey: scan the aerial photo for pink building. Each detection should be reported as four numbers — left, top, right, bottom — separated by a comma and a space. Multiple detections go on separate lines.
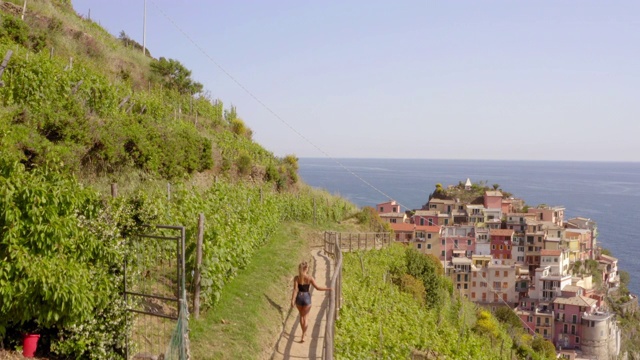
552, 295, 597, 350
484, 191, 503, 209
376, 200, 401, 214
441, 225, 476, 261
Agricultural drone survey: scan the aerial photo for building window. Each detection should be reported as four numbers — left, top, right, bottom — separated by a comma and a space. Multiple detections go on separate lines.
390, 219, 396, 223
473, 272, 477, 278
442, 239, 445, 245
441, 250, 445, 257
504, 271, 508, 277
500, 245, 503, 250
420, 218, 425, 225
417, 243, 422, 249
427, 244, 432, 249
576, 337, 580, 344
492, 245, 496, 250
495, 271, 500, 277
428, 219, 433, 225
472, 281, 476, 287
392, 207, 397, 213
464, 284, 468, 289
454, 239, 459, 247
528, 316, 533, 322
380, 207, 384, 212
467, 240, 472, 246
471, 292, 476, 299
427, 233, 432, 239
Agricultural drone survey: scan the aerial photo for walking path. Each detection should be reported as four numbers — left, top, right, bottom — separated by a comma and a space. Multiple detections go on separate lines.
270, 248, 334, 360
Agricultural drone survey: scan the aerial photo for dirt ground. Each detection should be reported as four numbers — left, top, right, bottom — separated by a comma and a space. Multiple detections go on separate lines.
0, 349, 48, 359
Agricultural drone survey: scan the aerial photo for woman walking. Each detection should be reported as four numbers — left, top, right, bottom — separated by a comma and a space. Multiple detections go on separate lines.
291, 261, 331, 343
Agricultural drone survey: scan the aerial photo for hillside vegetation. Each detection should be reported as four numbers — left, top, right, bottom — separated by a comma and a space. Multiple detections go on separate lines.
0, 1, 359, 358
337, 245, 556, 360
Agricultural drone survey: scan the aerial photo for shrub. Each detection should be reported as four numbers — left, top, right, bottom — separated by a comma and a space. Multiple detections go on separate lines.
0, 15, 29, 46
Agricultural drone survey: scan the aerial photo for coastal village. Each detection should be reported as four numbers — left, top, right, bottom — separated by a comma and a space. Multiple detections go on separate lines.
375, 179, 637, 360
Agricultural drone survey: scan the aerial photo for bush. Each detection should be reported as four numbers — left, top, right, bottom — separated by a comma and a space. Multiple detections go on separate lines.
0, 15, 29, 46
0, 159, 130, 358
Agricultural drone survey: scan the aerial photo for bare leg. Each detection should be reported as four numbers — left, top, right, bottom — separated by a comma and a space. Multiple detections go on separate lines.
296, 304, 312, 342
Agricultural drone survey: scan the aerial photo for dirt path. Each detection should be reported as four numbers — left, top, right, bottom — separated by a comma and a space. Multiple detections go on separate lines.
268, 248, 334, 360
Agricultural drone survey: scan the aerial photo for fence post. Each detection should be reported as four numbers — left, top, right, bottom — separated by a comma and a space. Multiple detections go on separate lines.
193, 213, 204, 318
167, 183, 171, 201
111, 183, 118, 198
313, 197, 316, 225
0, 50, 13, 86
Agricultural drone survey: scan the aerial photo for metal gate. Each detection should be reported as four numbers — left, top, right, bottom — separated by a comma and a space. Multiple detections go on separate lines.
124, 225, 186, 359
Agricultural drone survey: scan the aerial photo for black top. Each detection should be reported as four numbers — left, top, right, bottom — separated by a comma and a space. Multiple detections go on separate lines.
298, 283, 310, 292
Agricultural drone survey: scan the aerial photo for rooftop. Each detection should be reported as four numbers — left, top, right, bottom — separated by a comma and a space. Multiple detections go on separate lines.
553, 295, 597, 307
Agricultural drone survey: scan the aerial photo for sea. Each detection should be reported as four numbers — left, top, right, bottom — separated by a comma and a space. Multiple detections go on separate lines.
298, 158, 640, 295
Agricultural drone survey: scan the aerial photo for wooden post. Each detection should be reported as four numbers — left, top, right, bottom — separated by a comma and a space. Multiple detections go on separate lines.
0, 50, 13, 87
49, 47, 54, 59
167, 183, 171, 201
71, 80, 83, 94
313, 197, 316, 225
111, 183, 118, 198
21, 0, 27, 20
193, 213, 204, 318
118, 96, 130, 109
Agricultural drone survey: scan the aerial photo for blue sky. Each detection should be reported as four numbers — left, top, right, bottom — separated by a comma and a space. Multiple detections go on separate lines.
72, 1, 640, 161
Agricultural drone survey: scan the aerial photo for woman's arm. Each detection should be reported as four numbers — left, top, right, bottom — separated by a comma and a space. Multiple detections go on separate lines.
291, 275, 298, 307
309, 276, 331, 291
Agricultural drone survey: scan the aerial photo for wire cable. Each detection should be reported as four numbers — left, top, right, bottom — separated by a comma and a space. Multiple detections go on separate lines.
149, 1, 401, 209
150, 0, 542, 344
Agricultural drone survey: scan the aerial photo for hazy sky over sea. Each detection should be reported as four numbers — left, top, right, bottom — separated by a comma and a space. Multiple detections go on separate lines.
73, 1, 640, 162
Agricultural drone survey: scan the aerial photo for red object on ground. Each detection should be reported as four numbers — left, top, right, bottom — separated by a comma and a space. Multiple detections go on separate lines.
22, 334, 40, 357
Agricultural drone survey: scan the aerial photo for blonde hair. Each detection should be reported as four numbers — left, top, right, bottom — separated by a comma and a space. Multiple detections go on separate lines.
298, 261, 309, 284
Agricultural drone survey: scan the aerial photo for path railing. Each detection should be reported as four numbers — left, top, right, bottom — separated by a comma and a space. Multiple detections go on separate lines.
322, 232, 391, 360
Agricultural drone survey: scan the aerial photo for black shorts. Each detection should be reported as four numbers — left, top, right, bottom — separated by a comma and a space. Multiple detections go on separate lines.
295, 291, 311, 306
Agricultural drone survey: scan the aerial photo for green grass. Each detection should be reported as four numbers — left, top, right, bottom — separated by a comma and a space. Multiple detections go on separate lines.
189, 222, 316, 359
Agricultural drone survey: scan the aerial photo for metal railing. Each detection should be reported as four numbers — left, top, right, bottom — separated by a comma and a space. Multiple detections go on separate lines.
322, 232, 391, 360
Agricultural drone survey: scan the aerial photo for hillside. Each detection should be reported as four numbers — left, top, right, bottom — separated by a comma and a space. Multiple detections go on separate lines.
0, 1, 359, 358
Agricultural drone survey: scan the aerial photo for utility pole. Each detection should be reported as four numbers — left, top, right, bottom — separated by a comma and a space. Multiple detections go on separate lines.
142, 0, 147, 55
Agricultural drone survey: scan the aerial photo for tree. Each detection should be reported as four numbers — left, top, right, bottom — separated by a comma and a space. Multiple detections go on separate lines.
494, 306, 522, 330
150, 57, 203, 94
531, 336, 556, 359
405, 248, 446, 307
492, 183, 500, 191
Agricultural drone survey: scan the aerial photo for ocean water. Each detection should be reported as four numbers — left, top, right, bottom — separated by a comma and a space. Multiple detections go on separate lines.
298, 158, 640, 295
